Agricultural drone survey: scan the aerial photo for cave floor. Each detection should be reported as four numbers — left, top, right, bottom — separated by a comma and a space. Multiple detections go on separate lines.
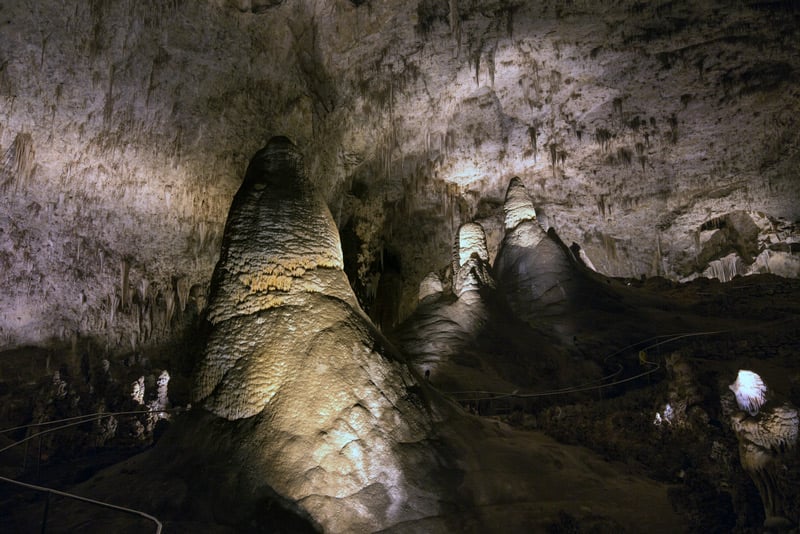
0, 274, 798, 532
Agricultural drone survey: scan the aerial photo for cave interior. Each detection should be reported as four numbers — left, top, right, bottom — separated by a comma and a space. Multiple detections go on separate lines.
0, 0, 799, 532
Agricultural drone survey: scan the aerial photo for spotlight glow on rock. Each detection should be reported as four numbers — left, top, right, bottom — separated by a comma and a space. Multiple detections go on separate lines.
729, 369, 768, 416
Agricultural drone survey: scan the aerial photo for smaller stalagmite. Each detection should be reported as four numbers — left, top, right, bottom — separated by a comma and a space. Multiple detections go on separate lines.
418, 271, 444, 302
502, 177, 540, 232
452, 222, 494, 297
494, 177, 580, 318
728, 370, 800, 528
396, 221, 494, 384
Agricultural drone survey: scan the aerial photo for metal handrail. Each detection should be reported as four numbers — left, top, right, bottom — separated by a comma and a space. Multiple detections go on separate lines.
0, 409, 179, 533
0, 475, 162, 533
442, 329, 731, 402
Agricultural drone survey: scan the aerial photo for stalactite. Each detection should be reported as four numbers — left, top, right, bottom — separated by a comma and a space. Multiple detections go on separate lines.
613, 97, 623, 124
108, 291, 120, 326
175, 276, 190, 313
1, 132, 35, 192
549, 142, 558, 179
487, 47, 496, 87
474, 50, 481, 86
103, 63, 116, 125
190, 284, 207, 313
120, 259, 130, 310
448, 0, 461, 52
145, 300, 153, 341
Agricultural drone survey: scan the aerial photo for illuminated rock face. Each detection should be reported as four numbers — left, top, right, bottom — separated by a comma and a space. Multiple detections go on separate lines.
455, 222, 490, 267
502, 177, 539, 233
729, 369, 768, 417
193, 138, 447, 531
452, 222, 494, 297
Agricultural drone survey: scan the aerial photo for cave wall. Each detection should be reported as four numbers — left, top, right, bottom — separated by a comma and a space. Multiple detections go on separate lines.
1, 0, 798, 350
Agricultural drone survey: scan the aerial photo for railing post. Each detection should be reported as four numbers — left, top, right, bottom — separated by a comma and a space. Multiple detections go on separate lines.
40, 491, 50, 534
36, 431, 42, 481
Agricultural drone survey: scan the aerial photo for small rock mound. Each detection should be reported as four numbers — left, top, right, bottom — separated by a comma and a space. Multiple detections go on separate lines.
418, 271, 444, 302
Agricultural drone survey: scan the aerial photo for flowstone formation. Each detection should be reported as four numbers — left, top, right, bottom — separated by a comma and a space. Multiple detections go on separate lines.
191, 137, 452, 531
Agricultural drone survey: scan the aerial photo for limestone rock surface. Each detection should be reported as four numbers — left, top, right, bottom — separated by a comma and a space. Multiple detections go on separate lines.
192, 138, 451, 531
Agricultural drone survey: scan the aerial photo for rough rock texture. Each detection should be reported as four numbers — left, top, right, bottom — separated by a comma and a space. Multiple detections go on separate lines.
192, 138, 450, 530
502, 177, 539, 232
452, 222, 495, 297
730, 403, 799, 527
1, 0, 799, 352
454, 222, 490, 267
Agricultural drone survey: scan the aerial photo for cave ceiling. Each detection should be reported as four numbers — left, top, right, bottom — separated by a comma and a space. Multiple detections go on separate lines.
0, 0, 799, 347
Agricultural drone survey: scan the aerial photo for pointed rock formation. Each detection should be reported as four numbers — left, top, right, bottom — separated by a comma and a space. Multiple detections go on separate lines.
191, 137, 453, 531
62, 141, 686, 534
494, 177, 582, 319
394, 215, 605, 394
394, 222, 495, 385
452, 222, 494, 297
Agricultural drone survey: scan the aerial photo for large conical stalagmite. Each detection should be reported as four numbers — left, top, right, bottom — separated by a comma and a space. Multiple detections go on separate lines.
192, 137, 451, 531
